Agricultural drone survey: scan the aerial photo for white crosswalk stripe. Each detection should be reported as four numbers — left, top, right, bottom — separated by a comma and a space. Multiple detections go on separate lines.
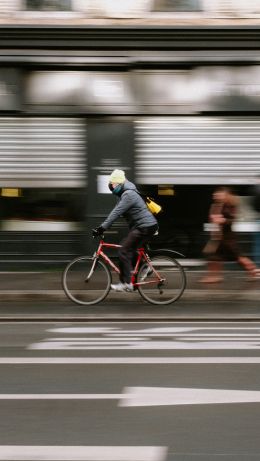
28, 325, 260, 350
0, 446, 167, 461
1, 357, 260, 363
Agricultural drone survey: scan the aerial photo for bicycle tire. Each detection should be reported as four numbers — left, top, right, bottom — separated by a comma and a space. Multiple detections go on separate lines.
137, 253, 186, 305
62, 256, 111, 306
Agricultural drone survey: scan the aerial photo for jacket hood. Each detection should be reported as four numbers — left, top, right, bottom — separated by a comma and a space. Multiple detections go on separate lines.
122, 179, 138, 193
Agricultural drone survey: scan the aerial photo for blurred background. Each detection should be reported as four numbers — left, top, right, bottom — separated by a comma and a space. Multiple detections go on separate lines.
0, 0, 260, 269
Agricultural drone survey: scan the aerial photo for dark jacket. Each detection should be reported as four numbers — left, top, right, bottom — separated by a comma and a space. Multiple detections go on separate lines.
101, 180, 158, 230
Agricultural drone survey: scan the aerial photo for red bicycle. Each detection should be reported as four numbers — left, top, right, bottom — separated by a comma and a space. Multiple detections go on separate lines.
62, 235, 186, 306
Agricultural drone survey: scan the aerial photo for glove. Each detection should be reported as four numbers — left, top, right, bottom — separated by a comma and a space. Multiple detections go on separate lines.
92, 226, 104, 238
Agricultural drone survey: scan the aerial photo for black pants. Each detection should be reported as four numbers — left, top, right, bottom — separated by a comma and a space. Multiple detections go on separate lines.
118, 225, 158, 283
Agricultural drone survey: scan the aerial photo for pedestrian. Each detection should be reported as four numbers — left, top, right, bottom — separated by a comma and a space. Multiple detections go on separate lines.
93, 169, 158, 292
251, 175, 260, 265
200, 186, 260, 283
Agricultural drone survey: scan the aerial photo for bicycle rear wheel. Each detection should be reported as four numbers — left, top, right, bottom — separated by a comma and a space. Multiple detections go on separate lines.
137, 253, 186, 305
62, 256, 111, 306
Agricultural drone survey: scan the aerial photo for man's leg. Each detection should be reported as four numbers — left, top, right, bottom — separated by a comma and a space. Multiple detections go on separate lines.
118, 229, 142, 283
200, 260, 223, 283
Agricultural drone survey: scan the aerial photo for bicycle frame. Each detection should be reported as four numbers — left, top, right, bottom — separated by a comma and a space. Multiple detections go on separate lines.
92, 239, 164, 287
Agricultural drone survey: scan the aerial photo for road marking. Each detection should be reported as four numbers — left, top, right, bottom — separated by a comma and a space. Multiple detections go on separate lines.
1, 387, 260, 406
48, 327, 198, 333
109, 334, 260, 337
120, 387, 260, 407
47, 327, 260, 333
48, 335, 260, 339
29, 326, 260, 351
0, 446, 167, 461
0, 394, 122, 399
28, 340, 260, 350
1, 357, 260, 364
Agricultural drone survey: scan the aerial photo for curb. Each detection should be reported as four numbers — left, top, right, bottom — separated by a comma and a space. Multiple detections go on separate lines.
0, 312, 260, 322
0, 287, 259, 323
0, 289, 260, 302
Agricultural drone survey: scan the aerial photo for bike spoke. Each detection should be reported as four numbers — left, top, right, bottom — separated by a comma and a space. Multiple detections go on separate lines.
62, 256, 111, 306
137, 255, 186, 305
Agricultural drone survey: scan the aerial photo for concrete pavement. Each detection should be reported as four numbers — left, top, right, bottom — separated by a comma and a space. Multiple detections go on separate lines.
0, 269, 259, 302
0, 270, 259, 321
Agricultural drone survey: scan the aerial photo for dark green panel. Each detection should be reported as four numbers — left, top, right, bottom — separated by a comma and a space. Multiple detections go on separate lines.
25, 0, 71, 11
86, 118, 134, 252
154, 0, 201, 12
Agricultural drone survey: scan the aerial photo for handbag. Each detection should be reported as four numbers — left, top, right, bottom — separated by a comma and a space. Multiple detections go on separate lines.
145, 196, 162, 215
136, 190, 162, 215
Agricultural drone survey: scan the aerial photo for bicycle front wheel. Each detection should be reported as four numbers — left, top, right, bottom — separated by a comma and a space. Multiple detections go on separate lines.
62, 256, 111, 306
137, 254, 186, 305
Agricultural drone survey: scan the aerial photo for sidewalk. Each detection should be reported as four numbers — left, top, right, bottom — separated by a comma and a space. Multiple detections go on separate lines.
0, 270, 259, 320
0, 269, 259, 302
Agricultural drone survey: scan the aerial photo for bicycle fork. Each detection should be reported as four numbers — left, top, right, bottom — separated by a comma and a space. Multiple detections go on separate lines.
84, 255, 98, 282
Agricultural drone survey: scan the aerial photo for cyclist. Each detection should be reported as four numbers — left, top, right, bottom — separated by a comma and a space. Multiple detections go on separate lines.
93, 169, 158, 292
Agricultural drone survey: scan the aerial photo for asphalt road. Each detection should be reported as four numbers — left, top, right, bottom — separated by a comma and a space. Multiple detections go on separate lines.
0, 321, 260, 460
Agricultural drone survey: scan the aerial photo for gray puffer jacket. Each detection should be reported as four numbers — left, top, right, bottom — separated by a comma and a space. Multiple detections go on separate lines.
101, 180, 158, 231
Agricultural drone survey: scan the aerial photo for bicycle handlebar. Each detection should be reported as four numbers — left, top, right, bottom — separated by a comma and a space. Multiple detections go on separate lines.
92, 228, 105, 239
